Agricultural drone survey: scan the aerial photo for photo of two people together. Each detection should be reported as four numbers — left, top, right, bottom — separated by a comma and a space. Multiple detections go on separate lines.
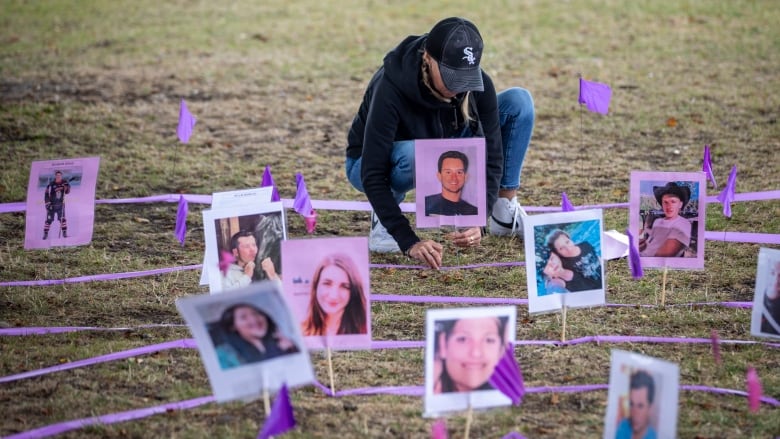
535, 220, 603, 296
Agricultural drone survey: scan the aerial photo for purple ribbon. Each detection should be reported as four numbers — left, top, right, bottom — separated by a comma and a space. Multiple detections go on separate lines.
8, 381, 777, 439
4, 396, 215, 439
3, 336, 779, 385
0, 339, 197, 384
2, 190, 779, 214
0, 264, 202, 287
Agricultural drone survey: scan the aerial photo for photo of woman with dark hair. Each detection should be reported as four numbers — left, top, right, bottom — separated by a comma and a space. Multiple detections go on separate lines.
213, 303, 299, 370
302, 253, 368, 336
433, 315, 508, 393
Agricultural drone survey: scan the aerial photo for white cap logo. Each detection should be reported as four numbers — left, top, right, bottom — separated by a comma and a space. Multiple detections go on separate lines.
462, 47, 476, 65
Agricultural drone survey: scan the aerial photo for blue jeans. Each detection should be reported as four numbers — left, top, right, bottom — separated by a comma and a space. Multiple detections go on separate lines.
346, 87, 534, 200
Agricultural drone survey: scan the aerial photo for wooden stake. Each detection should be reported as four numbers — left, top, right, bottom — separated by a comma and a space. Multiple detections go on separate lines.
262, 387, 270, 416
661, 265, 668, 307
327, 347, 336, 396
464, 402, 474, 439
561, 305, 568, 343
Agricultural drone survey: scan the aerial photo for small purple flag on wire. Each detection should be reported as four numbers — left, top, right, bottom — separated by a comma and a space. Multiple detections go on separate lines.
257, 384, 296, 439
218, 250, 235, 277
711, 329, 721, 365
488, 343, 525, 405
431, 419, 448, 439
578, 77, 612, 115
502, 433, 528, 439
293, 173, 317, 233
625, 228, 644, 279
261, 165, 281, 202
561, 192, 575, 212
177, 99, 197, 143
174, 195, 188, 246
746, 366, 762, 413
716, 165, 737, 218
703, 145, 717, 189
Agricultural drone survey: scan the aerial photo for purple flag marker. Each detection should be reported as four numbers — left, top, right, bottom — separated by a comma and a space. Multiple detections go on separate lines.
258, 384, 296, 439
711, 329, 721, 365
716, 165, 737, 218
561, 192, 575, 212
218, 251, 235, 277
578, 77, 612, 115
488, 343, 525, 405
261, 165, 281, 202
294, 173, 316, 234
703, 145, 717, 189
177, 100, 197, 143
625, 228, 644, 279
746, 367, 762, 413
501, 433, 528, 439
174, 195, 188, 246
431, 419, 448, 439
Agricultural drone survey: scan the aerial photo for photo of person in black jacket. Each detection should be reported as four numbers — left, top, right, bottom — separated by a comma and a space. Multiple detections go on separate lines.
345, 17, 535, 269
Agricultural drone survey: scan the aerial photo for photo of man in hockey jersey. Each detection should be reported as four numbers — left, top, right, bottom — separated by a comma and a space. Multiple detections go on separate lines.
43, 170, 70, 239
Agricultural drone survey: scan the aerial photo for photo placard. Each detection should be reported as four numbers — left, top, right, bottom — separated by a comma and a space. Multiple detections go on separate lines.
199, 187, 274, 286
24, 157, 101, 249
176, 281, 314, 403
203, 202, 286, 293
629, 171, 706, 269
603, 350, 680, 439
281, 237, 371, 350
414, 138, 487, 229
523, 209, 606, 314
750, 247, 780, 339
423, 306, 517, 417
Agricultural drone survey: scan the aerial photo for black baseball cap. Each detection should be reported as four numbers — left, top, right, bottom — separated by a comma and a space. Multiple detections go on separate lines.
425, 17, 484, 94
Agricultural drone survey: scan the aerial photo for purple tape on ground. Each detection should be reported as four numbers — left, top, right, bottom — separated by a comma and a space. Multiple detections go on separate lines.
0, 324, 187, 336
0, 264, 202, 287
4, 396, 215, 439
371, 340, 425, 349
704, 231, 780, 245
704, 190, 780, 204
681, 385, 780, 406
370, 261, 525, 270
3, 334, 779, 385
9, 382, 778, 439
372, 294, 529, 305
96, 194, 213, 205
0, 339, 197, 384
0, 201, 26, 214
2, 190, 777, 214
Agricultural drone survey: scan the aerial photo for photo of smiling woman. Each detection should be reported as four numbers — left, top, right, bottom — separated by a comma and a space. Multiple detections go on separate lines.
433, 315, 508, 394
302, 253, 368, 336
213, 303, 300, 370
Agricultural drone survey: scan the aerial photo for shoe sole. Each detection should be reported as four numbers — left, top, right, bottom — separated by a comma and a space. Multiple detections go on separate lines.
488, 216, 523, 237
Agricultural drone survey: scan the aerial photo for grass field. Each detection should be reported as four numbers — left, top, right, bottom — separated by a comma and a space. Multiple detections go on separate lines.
1, 0, 779, 437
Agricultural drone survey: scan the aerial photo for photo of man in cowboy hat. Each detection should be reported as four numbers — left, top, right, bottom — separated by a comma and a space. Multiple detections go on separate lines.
638, 182, 692, 257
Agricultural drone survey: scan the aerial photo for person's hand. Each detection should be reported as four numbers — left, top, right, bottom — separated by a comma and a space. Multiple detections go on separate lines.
273, 331, 297, 352
407, 239, 444, 270
638, 236, 647, 252
260, 257, 279, 280
243, 261, 256, 277
445, 226, 482, 249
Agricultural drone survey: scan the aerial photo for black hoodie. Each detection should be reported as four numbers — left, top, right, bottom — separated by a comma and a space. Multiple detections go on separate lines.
346, 34, 503, 253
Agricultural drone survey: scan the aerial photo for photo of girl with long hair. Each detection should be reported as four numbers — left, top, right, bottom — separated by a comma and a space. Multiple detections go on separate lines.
281, 237, 372, 350
433, 315, 508, 393
302, 253, 368, 336
212, 302, 299, 370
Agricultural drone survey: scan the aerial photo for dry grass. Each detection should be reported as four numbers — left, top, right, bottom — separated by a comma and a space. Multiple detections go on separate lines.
1, 0, 779, 437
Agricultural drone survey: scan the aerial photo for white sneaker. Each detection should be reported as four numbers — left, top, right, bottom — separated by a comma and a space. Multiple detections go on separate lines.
369, 212, 401, 253
489, 197, 528, 237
